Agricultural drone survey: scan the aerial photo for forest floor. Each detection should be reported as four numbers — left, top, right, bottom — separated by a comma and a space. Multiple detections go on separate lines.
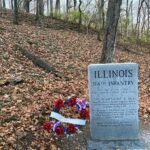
0, 9, 150, 149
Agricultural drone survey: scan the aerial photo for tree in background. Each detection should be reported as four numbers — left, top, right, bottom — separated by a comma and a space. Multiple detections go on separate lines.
73, 0, 77, 10
3, 0, 5, 8
55, 0, 60, 17
97, 0, 105, 41
11, 0, 14, 9
0, 0, 5, 8
100, 0, 122, 63
13, 0, 19, 24
47, 0, 49, 15
23, 0, 32, 13
50, 0, 53, 17
1, 0, 149, 42
125, 0, 129, 36
66, 0, 69, 13
78, 0, 82, 30
129, 0, 133, 35
36, 0, 39, 20
135, 0, 145, 38
119, 0, 133, 36
0, 0, 2, 8
39, 0, 44, 16
146, 0, 150, 38
134, 0, 149, 39
36, 0, 44, 21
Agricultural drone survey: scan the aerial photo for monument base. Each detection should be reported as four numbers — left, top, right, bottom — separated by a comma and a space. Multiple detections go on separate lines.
87, 137, 145, 150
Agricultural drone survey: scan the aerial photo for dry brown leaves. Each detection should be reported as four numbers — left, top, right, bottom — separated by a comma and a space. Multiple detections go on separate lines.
0, 9, 149, 149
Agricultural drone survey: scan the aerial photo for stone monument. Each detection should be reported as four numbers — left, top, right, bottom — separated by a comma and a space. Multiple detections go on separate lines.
87, 63, 144, 150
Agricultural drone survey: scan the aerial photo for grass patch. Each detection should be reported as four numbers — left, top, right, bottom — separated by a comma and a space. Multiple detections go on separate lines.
67, 64, 73, 70
2, 115, 20, 123
0, 25, 6, 30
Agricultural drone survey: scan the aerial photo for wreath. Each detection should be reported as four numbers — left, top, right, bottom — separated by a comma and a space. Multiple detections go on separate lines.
43, 96, 89, 135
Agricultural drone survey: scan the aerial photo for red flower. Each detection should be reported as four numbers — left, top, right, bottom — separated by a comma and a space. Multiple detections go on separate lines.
68, 96, 76, 106
68, 124, 76, 133
55, 126, 64, 135
54, 99, 64, 109
43, 122, 51, 132
80, 108, 89, 119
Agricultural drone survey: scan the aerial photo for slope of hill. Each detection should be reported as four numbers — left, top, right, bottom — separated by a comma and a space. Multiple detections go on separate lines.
0, 9, 150, 149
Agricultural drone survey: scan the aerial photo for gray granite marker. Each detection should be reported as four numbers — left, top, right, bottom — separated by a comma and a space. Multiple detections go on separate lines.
87, 63, 145, 149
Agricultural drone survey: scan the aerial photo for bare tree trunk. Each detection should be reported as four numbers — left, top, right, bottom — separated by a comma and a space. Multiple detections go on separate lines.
47, 0, 49, 15
78, 0, 82, 30
55, 0, 60, 17
145, 0, 149, 38
97, 0, 105, 41
0, 0, 2, 8
129, 0, 133, 35
39, 0, 44, 16
3, 0, 5, 8
66, 0, 69, 13
141, 4, 146, 36
11, 0, 14, 9
97, 0, 101, 41
135, 0, 145, 38
73, 0, 77, 10
36, 0, 44, 20
13, 0, 19, 25
23, 0, 31, 13
100, 0, 122, 63
101, 0, 105, 30
148, 0, 150, 37
34, 0, 36, 14
36, 0, 39, 20
125, 0, 129, 36
50, 0, 53, 17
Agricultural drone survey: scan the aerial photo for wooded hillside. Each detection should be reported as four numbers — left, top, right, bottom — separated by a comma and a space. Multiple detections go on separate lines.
0, 6, 150, 149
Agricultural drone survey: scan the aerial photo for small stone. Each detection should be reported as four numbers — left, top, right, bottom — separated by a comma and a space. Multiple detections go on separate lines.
81, 147, 86, 150
144, 114, 148, 119
0, 142, 5, 146
7, 137, 16, 144
0, 133, 5, 137
147, 108, 150, 113
50, 144, 57, 150
3, 53, 9, 59
16, 131, 27, 139
17, 100, 22, 103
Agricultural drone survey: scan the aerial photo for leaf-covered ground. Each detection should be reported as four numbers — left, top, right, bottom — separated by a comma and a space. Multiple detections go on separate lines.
0, 9, 150, 149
